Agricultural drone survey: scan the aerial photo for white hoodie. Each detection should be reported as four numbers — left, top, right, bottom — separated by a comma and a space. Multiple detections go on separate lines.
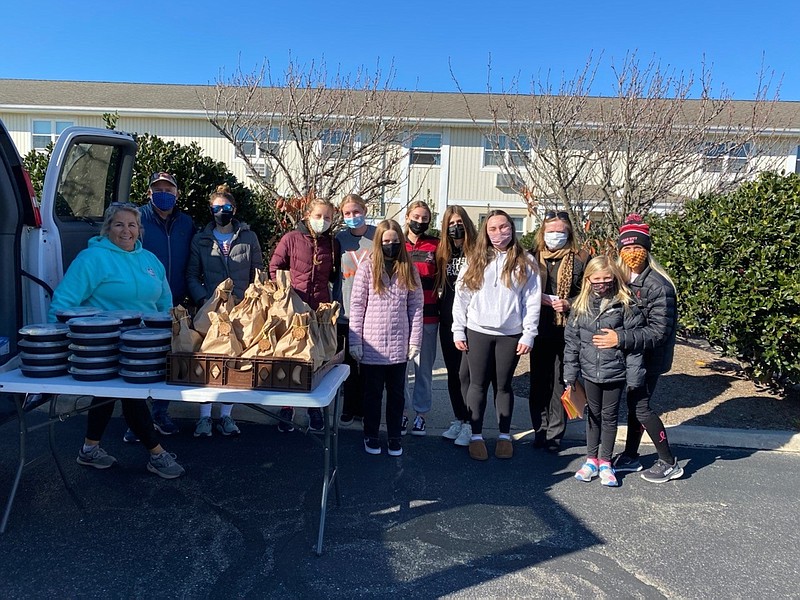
451, 250, 541, 347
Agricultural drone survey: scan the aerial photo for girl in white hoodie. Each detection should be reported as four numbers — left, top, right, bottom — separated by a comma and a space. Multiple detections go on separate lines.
452, 210, 541, 461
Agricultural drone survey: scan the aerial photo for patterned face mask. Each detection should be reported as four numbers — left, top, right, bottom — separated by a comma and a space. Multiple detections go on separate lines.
590, 281, 615, 296
620, 247, 648, 271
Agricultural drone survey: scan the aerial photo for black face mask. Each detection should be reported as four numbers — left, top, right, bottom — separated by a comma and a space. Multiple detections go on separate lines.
447, 223, 465, 240
408, 221, 428, 235
213, 211, 233, 227
382, 242, 401, 260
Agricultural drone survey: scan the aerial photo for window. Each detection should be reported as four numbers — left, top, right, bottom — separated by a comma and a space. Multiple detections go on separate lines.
410, 133, 442, 166
478, 213, 526, 236
234, 126, 280, 160
795, 145, 800, 174
32, 120, 73, 151
703, 142, 752, 173
319, 129, 352, 161
483, 134, 530, 168
54, 143, 121, 221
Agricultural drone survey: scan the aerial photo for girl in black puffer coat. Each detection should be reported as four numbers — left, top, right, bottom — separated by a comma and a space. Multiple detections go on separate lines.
592, 214, 683, 484
564, 255, 645, 488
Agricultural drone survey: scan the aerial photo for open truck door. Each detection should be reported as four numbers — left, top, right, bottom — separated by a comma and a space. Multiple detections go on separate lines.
21, 127, 137, 328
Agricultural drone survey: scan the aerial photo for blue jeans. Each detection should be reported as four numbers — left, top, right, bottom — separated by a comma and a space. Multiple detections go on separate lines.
405, 322, 438, 415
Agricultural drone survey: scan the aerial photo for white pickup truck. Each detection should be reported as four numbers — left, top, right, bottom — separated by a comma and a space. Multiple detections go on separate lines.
0, 122, 137, 371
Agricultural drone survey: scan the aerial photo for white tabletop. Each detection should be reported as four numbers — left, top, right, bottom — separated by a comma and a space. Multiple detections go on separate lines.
0, 364, 350, 409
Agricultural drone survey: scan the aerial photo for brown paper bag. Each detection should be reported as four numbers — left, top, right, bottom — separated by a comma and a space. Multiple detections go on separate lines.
229, 286, 267, 349
199, 311, 244, 356
194, 278, 236, 336
267, 270, 310, 341
273, 312, 325, 370
314, 301, 340, 362
171, 305, 202, 353
241, 315, 283, 358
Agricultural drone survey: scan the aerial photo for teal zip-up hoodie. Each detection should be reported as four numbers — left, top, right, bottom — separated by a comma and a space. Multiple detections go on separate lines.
48, 236, 172, 322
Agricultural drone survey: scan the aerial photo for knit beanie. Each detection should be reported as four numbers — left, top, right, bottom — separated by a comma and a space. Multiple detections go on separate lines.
617, 213, 651, 251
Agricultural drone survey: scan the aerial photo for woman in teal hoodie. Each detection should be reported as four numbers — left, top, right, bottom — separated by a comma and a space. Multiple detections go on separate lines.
48, 203, 184, 479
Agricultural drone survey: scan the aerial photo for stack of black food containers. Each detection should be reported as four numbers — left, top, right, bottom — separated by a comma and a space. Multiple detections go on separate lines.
54, 307, 103, 323
142, 312, 172, 330
119, 328, 172, 383
67, 316, 123, 381
18, 323, 71, 377
98, 310, 143, 331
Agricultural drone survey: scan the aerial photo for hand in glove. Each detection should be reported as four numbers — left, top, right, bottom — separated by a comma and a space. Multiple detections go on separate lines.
407, 345, 420, 360
349, 344, 363, 362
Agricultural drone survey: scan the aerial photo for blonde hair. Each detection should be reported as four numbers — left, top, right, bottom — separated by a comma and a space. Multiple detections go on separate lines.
304, 197, 335, 216
340, 193, 367, 213
371, 220, 418, 294
209, 183, 236, 207
434, 205, 477, 293
532, 216, 580, 253
403, 200, 432, 236
461, 209, 537, 291
571, 255, 632, 318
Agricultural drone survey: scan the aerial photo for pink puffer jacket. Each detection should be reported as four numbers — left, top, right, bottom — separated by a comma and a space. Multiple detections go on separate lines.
348, 260, 424, 365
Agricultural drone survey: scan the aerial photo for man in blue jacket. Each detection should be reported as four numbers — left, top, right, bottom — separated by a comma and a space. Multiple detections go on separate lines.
124, 171, 195, 441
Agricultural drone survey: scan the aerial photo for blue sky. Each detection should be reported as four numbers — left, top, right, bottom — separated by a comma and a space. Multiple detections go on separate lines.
3, 1, 797, 100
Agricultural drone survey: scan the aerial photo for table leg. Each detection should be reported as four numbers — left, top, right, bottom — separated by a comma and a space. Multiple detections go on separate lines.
48, 395, 84, 511
0, 394, 27, 534
315, 383, 344, 556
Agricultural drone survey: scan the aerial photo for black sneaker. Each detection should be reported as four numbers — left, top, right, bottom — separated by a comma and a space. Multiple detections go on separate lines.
400, 415, 409, 437
411, 415, 426, 436
277, 407, 295, 433
308, 408, 324, 432
364, 437, 381, 455
340, 413, 354, 426
641, 458, 684, 483
612, 454, 643, 473
388, 438, 403, 457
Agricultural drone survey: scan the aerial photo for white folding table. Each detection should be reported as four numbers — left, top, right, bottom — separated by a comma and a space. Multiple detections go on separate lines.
0, 364, 349, 555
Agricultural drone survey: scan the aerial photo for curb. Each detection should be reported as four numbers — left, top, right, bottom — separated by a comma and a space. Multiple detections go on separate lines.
561, 421, 800, 453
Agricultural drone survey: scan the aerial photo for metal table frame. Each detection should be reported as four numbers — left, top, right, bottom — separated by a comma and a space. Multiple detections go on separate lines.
0, 364, 349, 555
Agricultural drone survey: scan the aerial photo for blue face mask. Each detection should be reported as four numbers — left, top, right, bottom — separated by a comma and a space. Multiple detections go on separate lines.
151, 191, 177, 212
344, 215, 366, 229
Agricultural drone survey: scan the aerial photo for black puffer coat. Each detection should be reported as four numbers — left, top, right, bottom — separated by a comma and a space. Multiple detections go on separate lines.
614, 265, 677, 376
564, 296, 646, 387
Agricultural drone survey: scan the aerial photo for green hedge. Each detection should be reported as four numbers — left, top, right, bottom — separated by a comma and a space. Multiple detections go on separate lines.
650, 172, 800, 388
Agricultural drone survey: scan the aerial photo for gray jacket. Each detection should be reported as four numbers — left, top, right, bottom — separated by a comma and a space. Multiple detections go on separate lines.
186, 220, 264, 304
564, 296, 646, 387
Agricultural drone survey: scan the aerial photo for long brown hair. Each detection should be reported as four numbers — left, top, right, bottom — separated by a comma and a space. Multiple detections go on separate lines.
434, 205, 477, 292
371, 220, 418, 294
462, 209, 537, 291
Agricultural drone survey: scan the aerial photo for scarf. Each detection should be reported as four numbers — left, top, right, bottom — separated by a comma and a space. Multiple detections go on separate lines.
538, 247, 574, 327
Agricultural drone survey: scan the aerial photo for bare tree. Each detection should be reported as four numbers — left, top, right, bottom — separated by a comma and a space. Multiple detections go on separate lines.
199, 57, 420, 227
456, 53, 784, 238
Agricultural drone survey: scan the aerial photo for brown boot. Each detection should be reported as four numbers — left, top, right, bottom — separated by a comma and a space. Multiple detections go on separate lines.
469, 439, 488, 461
495, 438, 513, 459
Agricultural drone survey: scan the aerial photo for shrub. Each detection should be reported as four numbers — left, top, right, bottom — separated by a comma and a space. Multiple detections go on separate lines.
650, 171, 800, 388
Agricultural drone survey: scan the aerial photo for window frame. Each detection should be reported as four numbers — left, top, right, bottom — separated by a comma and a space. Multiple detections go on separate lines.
702, 142, 753, 174
32, 119, 73, 152
233, 126, 281, 162
482, 134, 530, 169
409, 132, 442, 166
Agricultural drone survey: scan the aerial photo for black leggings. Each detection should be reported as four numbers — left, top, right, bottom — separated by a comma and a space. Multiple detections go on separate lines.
528, 329, 567, 443
583, 379, 624, 462
337, 322, 364, 418
464, 329, 521, 435
623, 374, 674, 463
86, 397, 160, 450
361, 362, 406, 440
439, 316, 469, 422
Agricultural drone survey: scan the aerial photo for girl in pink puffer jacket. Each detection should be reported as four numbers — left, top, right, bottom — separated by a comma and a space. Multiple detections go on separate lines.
349, 219, 424, 457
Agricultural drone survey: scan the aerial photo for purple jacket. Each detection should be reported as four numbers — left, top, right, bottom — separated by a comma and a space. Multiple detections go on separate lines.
348, 260, 424, 365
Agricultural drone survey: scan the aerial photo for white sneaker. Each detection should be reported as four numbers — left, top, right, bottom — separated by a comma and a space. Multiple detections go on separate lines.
442, 420, 462, 440
454, 422, 472, 447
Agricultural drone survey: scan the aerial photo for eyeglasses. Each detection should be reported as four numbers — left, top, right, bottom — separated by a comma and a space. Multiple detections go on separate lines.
545, 210, 570, 221
211, 204, 234, 214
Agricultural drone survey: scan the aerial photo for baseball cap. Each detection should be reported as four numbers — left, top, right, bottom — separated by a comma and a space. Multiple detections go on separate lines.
149, 171, 178, 187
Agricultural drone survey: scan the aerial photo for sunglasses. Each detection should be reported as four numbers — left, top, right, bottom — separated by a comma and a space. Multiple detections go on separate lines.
211, 204, 234, 214
545, 210, 570, 221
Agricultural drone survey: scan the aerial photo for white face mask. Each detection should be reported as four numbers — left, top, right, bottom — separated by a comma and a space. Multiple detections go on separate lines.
544, 232, 569, 250
308, 218, 331, 235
